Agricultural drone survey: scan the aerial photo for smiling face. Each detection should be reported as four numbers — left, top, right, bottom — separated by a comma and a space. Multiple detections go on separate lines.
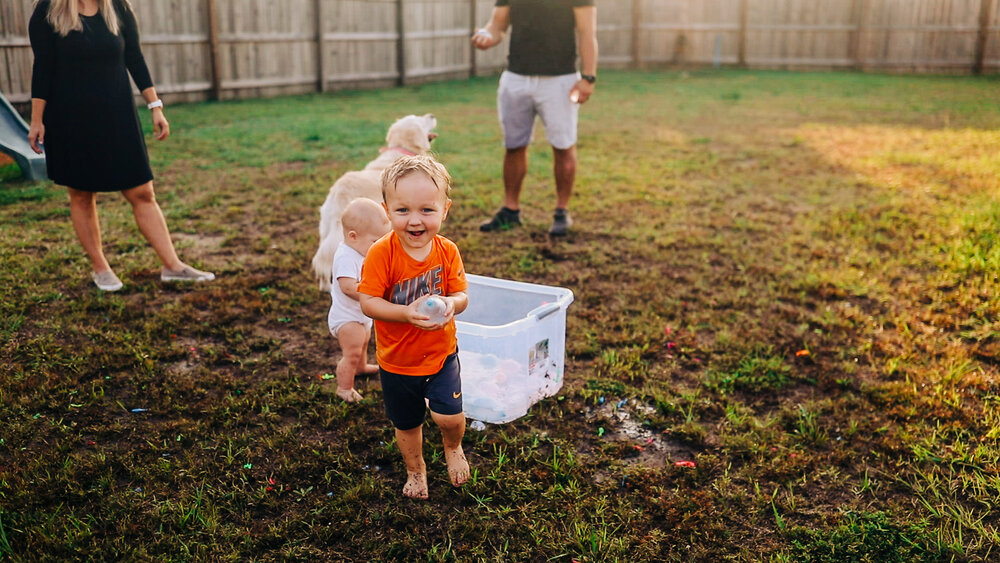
383, 171, 452, 260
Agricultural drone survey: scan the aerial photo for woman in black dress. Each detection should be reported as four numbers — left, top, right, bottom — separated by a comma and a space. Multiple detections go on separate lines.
27, 0, 214, 291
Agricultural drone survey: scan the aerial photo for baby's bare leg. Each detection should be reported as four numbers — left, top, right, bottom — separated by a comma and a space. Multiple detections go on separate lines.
431, 411, 469, 486
335, 322, 368, 401
395, 425, 428, 499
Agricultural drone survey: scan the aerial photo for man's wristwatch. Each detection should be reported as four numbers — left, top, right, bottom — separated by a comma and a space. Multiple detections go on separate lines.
581, 74, 596, 84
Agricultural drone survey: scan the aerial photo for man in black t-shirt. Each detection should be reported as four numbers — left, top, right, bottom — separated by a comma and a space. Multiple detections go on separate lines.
472, 0, 598, 236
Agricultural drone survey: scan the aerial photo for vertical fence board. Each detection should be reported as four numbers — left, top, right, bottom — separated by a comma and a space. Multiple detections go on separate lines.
594, 0, 631, 66
316, 0, 326, 90
746, 0, 856, 67
862, 0, 981, 70
207, 0, 221, 99
0, 2, 8, 97
985, 0, 1000, 70
974, 0, 994, 72
324, 0, 396, 88
2, 0, 34, 103
1, 2, 13, 99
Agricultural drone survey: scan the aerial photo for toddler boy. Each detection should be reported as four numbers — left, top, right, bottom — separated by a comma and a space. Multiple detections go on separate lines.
358, 155, 470, 499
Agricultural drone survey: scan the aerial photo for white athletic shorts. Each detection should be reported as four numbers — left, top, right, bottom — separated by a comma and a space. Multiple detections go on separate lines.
497, 71, 580, 150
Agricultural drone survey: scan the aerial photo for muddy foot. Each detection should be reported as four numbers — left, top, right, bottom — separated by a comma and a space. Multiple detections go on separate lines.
336, 387, 363, 402
403, 471, 428, 499
446, 447, 470, 487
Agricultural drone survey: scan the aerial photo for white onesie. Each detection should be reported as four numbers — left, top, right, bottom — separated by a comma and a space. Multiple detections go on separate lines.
328, 243, 373, 337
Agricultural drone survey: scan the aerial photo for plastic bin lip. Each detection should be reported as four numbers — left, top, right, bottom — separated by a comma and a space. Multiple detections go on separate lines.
456, 274, 574, 334
464, 273, 574, 297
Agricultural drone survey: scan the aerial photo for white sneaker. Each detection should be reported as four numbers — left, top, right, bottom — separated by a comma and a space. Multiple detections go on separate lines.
161, 265, 215, 282
92, 271, 123, 292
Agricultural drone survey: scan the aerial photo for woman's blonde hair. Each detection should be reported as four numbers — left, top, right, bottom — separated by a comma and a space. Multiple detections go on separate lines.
42, 0, 132, 37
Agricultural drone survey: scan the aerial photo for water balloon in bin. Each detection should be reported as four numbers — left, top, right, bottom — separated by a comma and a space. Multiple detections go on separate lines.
416, 295, 447, 325
455, 275, 574, 424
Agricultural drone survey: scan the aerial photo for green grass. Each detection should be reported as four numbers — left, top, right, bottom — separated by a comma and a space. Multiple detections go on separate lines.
786, 511, 945, 562
0, 160, 22, 183
2, 68, 999, 560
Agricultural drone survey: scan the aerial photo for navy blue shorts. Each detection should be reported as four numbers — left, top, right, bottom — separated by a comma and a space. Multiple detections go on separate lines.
380, 352, 463, 430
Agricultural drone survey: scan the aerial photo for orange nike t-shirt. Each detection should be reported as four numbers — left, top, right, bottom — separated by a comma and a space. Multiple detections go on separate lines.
358, 232, 468, 375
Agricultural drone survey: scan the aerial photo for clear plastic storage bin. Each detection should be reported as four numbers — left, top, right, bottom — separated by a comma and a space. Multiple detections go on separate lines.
456, 274, 574, 423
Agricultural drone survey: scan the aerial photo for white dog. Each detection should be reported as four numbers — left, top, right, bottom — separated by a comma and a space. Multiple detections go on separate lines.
311, 114, 438, 289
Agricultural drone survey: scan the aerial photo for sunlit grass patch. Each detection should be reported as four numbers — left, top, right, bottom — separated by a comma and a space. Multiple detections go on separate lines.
944, 200, 1000, 277
799, 124, 1000, 193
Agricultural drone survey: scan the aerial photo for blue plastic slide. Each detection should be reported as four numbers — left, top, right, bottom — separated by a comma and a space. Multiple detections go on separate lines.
0, 92, 47, 181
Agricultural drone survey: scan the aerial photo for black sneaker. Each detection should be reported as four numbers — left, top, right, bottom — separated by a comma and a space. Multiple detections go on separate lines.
549, 208, 572, 236
480, 207, 521, 232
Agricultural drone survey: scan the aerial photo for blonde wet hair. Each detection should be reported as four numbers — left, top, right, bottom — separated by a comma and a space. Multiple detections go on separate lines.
379, 154, 452, 201
341, 198, 389, 238
42, 0, 130, 37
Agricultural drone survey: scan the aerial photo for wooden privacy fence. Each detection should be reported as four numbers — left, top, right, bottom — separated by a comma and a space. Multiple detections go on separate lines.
0, 0, 508, 104
2, 0, 999, 106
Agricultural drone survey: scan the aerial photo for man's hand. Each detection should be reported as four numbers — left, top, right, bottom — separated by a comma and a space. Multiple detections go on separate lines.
569, 80, 595, 104
472, 7, 509, 51
471, 28, 500, 50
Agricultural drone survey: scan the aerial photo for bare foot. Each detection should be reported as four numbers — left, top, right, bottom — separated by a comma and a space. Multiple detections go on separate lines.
403, 471, 428, 499
335, 387, 363, 402
362, 363, 379, 375
445, 447, 470, 487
